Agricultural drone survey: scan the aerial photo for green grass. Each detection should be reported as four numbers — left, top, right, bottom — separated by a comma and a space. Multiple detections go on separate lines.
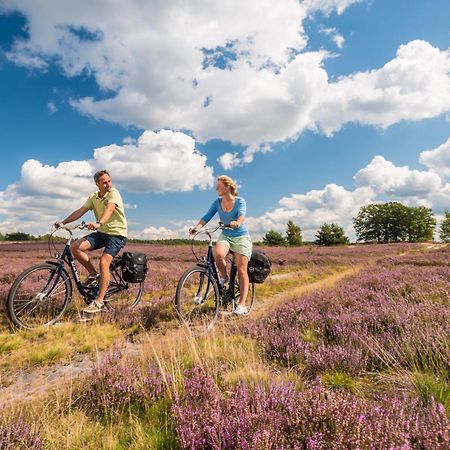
0, 323, 123, 373
255, 267, 346, 297
414, 372, 450, 413
39, 400, 179, 450
0, 333, 23, 354
321, 370, 357, 392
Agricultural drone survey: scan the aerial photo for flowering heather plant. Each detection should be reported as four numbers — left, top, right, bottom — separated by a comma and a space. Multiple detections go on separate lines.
259, 242, 413, 270
99, 297, 175, 331
173, 368, 449, 449
0, 418, 42, 450
243, 247, 450, 378
75, 346, 168, 418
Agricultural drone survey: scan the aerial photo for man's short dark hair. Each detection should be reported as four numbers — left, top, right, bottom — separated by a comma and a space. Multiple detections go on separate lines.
94, 169, 110, 183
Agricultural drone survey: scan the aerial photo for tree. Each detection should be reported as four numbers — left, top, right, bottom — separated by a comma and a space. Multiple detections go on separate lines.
354, 202, 436, 243
353, 204, 385, 243
406, 206, 436, 242
439, 211, 450, 243
262, 230, 288, 246
315, 223, 349, 246
286, 220, 303, 246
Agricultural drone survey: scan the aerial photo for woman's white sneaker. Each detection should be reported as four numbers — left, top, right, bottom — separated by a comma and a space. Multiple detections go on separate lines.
233, 305, 248, 315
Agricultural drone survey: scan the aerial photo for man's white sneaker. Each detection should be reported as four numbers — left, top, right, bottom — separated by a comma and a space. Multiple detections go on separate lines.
83, 300, 105, 314
233, 305, 248, 316
219, 276, 229, 286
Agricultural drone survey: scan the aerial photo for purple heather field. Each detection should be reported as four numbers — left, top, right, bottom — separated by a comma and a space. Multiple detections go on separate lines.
0, 242, 448, 448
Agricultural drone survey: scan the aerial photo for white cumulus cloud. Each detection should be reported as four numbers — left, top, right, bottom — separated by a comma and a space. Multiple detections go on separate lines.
245, 184, 374, 240
135, 226, 181, 240
0, 130, 213, 232
354, 155, 443, 197
5, 1, 445, 169
245, 150, 450, 241
419, 137, 450, 178
304, 0, 364, 15
92, 130, 214, 193
313, 40, 450, 135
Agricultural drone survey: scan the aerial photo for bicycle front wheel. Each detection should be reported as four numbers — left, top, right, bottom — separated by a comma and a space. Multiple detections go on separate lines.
175, 266, 220, 333
7, 263, 72, 329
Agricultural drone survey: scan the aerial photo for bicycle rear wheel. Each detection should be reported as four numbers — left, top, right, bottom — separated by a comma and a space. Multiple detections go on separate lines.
7, 263, 72, 329
175, 266, 220, 333
232, 276, 256, 315
104, 258, 144, 310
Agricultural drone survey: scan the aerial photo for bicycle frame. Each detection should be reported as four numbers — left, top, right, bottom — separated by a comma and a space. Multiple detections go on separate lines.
193, 225, 237, 307
55, 241, 92, 296
41, 226, 96, 301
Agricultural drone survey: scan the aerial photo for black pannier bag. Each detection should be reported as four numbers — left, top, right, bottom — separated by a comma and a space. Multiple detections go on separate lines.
248, 250, 271, 283
122, 252, 148, 283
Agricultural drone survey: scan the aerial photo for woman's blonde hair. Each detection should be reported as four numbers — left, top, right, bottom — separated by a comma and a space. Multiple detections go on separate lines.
217, 175, 238, 196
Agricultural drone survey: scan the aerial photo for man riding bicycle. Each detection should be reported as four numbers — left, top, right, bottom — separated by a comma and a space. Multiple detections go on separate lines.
55, 169, 127, 314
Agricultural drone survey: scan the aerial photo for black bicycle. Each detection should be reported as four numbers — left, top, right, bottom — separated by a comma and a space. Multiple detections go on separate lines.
175, 224, 255, 333
6, 223, 144, 330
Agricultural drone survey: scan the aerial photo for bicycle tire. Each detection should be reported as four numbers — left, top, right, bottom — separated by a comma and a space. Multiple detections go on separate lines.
232, 277, 256, 315
7, 263, 72, 330
103, 257, 144, 310
175, 266, 220, 333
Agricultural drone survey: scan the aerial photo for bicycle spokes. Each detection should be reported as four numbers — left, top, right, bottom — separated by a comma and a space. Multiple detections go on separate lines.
7, 264, 72, 329
176, 267, 220, 334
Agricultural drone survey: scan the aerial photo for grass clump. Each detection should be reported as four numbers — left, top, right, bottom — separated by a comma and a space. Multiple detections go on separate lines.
321, 370, 357, 392
0, 333, 23, 354
414, 372, 450, 413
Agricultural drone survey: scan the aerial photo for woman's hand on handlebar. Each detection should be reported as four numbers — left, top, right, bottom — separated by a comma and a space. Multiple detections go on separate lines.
219, 221, 236, 229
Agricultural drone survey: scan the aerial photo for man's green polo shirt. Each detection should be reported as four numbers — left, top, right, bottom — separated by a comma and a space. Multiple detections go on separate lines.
83, 188, 127, 237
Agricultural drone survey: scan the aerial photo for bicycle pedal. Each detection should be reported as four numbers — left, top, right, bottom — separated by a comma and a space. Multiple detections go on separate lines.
77, 315, 93, 323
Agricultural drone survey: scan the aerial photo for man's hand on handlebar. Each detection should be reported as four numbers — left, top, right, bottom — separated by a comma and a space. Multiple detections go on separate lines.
87, 221, 101, 231
188, 227, 198, 235
54, 221, 88, 231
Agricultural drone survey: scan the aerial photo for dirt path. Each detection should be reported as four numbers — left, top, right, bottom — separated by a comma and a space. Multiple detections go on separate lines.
250, 266, 361, 319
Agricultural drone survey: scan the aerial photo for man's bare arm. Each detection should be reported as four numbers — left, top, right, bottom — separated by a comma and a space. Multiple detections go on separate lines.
87, 202, 116, 230
60, 206, 90, 225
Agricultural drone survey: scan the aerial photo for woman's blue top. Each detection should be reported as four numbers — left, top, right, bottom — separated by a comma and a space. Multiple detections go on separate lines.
201, 197, 250, 237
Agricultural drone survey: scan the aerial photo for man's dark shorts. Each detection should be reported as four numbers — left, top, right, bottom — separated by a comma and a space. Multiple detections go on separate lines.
84, 232, 127, 257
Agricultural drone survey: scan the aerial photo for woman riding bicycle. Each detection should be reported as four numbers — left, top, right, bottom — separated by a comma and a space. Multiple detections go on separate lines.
189, 175, 252, 315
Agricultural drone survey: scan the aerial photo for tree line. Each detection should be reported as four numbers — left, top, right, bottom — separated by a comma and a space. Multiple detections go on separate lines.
2, 204, 450, 246
262, 204, 450, 246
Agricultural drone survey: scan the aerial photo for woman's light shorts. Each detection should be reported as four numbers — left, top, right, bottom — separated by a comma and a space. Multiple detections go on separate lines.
216, 233, 252, 260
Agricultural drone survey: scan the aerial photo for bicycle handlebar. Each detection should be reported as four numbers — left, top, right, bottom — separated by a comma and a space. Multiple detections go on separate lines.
190, 222, 233, 238
54, 221, 89, 232
189, 222, 233, 261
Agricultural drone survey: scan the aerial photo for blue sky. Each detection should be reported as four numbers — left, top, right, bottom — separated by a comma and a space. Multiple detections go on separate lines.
0, 0, 449, 240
